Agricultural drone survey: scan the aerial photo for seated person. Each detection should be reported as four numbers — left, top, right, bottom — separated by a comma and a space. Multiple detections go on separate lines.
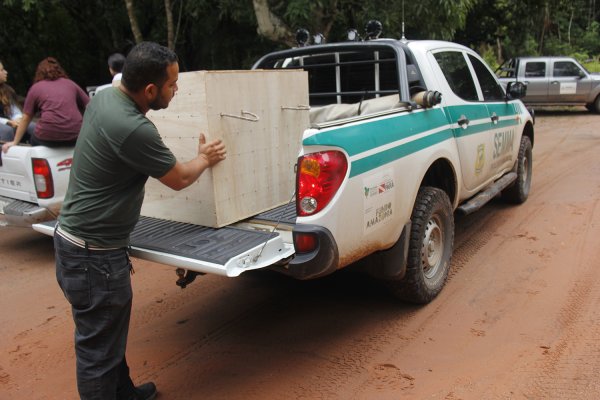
2, 57, 89, 152
0, 59, 35, 142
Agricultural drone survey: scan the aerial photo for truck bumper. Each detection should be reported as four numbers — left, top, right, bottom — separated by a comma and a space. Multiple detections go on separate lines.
0, 196, 53, 227
275, 224, 339, 280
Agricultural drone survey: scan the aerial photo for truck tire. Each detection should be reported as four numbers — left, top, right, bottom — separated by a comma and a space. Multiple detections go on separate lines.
586, 96, 600, 112
501, 135, 532, 204
386, 187, 454, 304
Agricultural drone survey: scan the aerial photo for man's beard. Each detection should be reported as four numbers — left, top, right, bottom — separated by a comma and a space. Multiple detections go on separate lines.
148, 95, 166, 111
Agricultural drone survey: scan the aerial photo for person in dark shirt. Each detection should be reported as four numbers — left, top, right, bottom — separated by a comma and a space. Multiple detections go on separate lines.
55, 42, 226, 399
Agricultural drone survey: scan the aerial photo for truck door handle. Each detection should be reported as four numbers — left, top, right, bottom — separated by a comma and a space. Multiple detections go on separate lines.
457, 115, 470, 129
551, 81, 560, 85
490, 113, 499, 124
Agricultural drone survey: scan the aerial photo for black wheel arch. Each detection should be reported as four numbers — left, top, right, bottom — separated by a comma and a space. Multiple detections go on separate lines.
523, 120, 534, 147
420, 157, 458, 206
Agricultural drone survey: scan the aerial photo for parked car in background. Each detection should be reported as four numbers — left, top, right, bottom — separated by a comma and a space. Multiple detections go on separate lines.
497, 56, 600, 112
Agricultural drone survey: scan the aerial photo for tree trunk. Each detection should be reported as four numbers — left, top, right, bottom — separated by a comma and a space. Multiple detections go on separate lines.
321, 0, 339, 40
539, 4, 549, 54
496, 36, 503, 64
252, 0, 294, 46
568, 8, 573, 45
165, 0, 174, 50
124, 0, 143, 44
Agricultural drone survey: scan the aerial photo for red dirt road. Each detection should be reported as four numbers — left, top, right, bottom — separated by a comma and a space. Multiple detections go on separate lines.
2, 109, 600, 399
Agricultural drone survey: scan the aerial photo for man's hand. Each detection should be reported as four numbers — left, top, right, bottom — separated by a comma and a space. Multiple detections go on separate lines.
198, 133, 226, 167
159, 133, 227, 191
7, 120, 19, 129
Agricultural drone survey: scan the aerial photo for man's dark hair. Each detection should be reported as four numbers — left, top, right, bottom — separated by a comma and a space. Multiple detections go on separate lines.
107, 53, 125, 73
121, 42, 178, 92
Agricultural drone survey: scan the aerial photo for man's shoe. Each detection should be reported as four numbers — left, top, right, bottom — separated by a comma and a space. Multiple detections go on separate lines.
131, 382, 157, 400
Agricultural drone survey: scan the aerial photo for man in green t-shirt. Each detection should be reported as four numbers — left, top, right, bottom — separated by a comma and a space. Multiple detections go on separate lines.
55, 42, 226, 400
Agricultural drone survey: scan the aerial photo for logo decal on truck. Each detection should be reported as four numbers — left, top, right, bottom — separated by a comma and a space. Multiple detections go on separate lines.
364, 176, 394, 198
492, 129, 515, 169
493, 130, 514, 159
475, 144, 485, 175
363, 170, 395, 234
0, 177, 23, 188
366, 202, 393, 229
57, 158, 73, 172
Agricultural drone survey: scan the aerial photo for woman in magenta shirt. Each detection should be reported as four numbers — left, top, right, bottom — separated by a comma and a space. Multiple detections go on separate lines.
2, 57, 89, 153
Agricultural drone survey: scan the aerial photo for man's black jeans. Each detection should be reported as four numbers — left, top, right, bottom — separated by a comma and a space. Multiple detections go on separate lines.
54, 233, 136, 399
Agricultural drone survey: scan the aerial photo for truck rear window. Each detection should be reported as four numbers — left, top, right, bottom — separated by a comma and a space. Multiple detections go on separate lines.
525, 62, 546, 78
268, 49, 400, 106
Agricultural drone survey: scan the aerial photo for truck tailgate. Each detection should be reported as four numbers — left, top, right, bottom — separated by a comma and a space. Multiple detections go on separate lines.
0, 147, 36, 203
32, 205, 296, 277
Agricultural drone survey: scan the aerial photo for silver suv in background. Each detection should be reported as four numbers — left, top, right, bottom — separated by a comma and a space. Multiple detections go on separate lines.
497, 56, 600, 112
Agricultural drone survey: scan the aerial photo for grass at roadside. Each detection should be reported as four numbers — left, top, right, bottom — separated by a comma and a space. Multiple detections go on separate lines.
582, 60, 600, 72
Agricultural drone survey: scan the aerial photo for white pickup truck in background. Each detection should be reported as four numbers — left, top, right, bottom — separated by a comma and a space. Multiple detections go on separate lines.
0, 145, 72, 226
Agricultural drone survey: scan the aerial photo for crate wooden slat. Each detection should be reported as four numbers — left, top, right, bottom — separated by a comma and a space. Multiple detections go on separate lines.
142, 69, 309, 227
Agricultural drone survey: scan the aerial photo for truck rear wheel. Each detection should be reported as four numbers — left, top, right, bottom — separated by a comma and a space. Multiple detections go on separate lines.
587, 95, 600, 113
386, 187, 454, 304
501, 135, 532, 204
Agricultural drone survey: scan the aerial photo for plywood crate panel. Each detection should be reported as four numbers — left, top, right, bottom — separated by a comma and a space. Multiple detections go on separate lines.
142, 69, 309, 227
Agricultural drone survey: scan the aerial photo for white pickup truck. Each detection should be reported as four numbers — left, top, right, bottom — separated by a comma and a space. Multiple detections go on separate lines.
0, 145, 72, 226
34, 35, 534, 304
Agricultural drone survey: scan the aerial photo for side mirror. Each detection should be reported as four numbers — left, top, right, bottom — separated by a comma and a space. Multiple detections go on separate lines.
578, 70, 586, 79
506, 81, 527, 100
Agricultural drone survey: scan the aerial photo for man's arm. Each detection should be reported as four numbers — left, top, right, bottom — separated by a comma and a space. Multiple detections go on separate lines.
159, 133, 226, 191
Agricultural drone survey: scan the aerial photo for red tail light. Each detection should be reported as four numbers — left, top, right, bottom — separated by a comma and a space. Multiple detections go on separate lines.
32, 158, 54, 199
297, 151, 348, 216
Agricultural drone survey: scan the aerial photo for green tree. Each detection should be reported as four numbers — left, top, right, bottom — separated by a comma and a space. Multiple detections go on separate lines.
457, 0, 600, 63
2, 0, 598, 96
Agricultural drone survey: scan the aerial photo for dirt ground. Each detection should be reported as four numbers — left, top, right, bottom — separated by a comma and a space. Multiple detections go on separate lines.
1, 109, 600, 400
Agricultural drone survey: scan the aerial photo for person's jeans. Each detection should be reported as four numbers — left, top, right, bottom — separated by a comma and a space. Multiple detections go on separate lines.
54, 233, 136, 399
0, 121, 35, 142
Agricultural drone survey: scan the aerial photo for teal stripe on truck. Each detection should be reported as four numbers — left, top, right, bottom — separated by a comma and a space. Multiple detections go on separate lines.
302, 103, 521, 178
350, 128, 454, 177
303, 108, 450, 156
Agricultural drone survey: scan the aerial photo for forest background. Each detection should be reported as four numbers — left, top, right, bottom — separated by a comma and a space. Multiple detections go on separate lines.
1, 0, 599, 96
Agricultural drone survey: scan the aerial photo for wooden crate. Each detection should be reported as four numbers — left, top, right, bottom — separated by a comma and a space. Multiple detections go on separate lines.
141, 69, 309, 227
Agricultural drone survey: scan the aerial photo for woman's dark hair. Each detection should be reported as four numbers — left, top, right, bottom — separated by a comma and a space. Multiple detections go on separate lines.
121, 42, 178, 92
34, 57, 68, 83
